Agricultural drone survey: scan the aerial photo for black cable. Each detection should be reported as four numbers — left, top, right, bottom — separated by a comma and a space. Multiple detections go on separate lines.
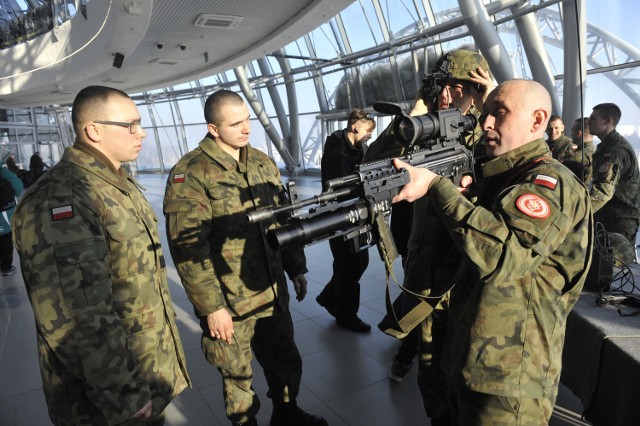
593, 222, 640, 315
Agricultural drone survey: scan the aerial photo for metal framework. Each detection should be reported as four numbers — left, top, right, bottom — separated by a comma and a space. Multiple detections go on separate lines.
1, 0, 638, 174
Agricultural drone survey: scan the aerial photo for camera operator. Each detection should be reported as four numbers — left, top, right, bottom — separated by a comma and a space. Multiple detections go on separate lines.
370, 48, 494, 425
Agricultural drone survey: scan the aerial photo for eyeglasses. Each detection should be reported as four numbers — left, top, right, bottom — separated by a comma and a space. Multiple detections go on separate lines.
94, 120, 142, 134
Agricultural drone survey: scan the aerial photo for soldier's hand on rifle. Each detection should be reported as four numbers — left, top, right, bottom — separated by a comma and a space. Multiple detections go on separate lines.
292, 274, 308, 302
391, 158, 439, 202
459, 175, 473, 196
468, 67, 495, 108
207, 308, 234, 344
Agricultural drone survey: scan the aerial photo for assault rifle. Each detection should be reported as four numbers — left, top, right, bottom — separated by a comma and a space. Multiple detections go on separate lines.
246, 102, 477, 264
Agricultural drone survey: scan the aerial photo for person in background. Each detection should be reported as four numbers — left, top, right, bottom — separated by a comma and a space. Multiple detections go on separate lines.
564, 117, 595, 186
588, 102, 640, 245
12, 85, 190, 425
164, 90, 327, 426
5, 155, 25, 180
546, 115, 575, 160
0, 148, 23, 276
393, 79, 592, 424
316, 108, 376, 332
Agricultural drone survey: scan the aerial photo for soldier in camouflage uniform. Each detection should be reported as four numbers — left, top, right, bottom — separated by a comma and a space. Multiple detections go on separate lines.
372, 48, 494, 424
588, 102, 640, 244
393, 80, 593, 424
563, 117, 595, 186
163, 90, 327, 426
12, 86, 190, 425
546, 115, 576, 161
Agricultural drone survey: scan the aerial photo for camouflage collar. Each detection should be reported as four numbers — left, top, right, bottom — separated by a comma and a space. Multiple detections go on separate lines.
63, 144, 133, 192
481, 138, 550, 178
199, 134, 258, 172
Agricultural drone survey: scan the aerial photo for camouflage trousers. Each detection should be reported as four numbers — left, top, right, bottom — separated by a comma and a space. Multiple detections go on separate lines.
201, 311, 302, 425
450, 383, 555, 426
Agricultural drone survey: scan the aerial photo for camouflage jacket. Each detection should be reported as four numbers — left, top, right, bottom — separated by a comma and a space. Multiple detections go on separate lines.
431, 138, 593, 399
563, 138, 595, 186
590, 129, 640, 219
163, 134, 307, 324
12, 143, 190, 425
547, 134, 576, 161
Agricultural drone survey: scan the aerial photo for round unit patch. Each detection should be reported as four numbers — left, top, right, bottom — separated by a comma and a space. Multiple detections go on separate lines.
516, 194, 550, 219
599, 163, 612, 174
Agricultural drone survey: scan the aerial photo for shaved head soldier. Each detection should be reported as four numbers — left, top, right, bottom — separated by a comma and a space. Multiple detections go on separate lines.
394, 80, 592, 424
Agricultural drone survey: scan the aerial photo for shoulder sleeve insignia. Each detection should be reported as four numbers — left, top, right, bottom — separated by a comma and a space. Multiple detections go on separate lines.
515, 194, 550, 219
51, 205, 74, 221
173, 173, 185, 183
599, 163, 612, 173
533, 175, 557, 190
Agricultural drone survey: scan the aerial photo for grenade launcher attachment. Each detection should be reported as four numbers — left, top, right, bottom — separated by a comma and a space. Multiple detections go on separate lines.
246, 103, 477, 266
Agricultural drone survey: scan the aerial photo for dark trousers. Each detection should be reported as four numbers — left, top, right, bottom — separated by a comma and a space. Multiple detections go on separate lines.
396, 325, 419, 364
0, 232, 13, 271
317, 237, 369, 321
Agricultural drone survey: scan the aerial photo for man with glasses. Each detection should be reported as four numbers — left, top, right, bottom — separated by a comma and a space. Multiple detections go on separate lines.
13, 85, 190, 425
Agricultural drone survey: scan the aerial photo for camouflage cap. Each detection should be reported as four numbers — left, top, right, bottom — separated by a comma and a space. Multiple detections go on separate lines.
431, 49, 491, 82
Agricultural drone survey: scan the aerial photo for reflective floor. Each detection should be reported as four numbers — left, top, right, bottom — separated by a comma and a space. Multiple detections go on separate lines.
0, 173, 590, 425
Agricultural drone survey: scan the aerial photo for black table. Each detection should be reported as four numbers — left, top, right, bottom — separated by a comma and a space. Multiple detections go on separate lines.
561, 290, 640, 426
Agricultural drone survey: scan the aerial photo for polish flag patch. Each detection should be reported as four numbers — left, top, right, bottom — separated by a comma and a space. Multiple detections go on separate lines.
516, 194, 550, 219
51, 205, 74, 221
173, 173, 185, 183
533, 175, 558, 190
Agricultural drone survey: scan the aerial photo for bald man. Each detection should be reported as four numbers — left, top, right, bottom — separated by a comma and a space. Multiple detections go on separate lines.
393, 80, 593, 424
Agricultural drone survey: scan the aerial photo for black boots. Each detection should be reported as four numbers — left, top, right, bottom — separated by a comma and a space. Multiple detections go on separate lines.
270, 402, 328, 426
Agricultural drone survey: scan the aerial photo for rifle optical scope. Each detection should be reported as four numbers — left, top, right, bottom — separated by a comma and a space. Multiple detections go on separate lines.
396, 109, 477, 148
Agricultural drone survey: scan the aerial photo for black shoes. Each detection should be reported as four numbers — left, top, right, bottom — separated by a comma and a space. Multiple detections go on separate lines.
316, 294, 337, 318
389, 355, 414, 382
336, 317, 371, 333
270, 403, 328, 426
317, 295, 371, 333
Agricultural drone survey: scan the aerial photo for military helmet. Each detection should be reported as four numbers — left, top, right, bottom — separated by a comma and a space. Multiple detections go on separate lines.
430, 49, 491, 82
422, 49, 492, 99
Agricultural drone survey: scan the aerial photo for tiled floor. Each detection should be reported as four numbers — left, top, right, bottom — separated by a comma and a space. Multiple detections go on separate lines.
0, 173, 590, 426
